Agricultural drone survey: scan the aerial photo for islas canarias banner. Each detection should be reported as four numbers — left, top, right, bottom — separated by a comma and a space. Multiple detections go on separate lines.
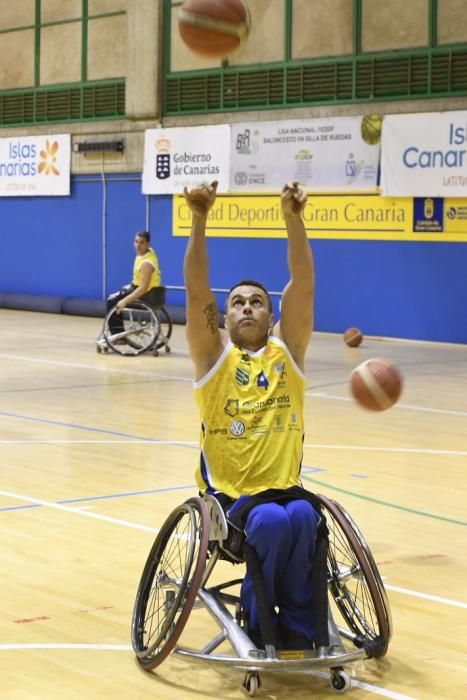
381, 110, 467, 197
0, 134, 71, 196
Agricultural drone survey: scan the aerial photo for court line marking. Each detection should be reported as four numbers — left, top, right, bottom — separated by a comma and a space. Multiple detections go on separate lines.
1, 439, 466, 457
0, 438, 198, 445
0, 411, 198, 445
306, 391, 467, 418
1, 352, 464, 418
0, 644, 132, 651
0, 484, 194, 512
307, 670, 416, 700
0, 489, 159, 534
302, 474, 467, 527
0, 645, 417, 700
0, 353, 192, 382
303, 443, 467, 456
384, 585, 467, 609
2, 487, 466, 612
1, 437, 466, 458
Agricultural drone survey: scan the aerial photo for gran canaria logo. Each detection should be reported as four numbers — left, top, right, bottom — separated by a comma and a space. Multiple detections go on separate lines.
38, 140, 60, 176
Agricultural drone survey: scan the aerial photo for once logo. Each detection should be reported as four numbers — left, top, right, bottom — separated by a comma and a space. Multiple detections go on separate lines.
230, 421, 245, 437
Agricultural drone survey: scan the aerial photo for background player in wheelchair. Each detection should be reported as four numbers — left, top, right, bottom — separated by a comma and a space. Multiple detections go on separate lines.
96, 230, 172, 355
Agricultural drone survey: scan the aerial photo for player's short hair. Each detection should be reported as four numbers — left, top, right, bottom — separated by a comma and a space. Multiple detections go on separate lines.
135, 230, 150, 242
226, 279, 272, 312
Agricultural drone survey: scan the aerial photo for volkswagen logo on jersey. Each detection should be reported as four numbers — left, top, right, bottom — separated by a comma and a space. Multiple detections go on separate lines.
230, 421, 245, 436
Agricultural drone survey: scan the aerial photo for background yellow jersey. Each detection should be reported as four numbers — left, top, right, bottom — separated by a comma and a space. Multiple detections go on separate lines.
132, 247, 160, 289
194, 336, 305, 499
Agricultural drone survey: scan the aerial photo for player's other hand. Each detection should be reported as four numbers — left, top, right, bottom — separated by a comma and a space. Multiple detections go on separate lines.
281, 181, 307, 217
183, 180, 218, 219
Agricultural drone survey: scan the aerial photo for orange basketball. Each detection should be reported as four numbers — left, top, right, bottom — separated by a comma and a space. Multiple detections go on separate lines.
344, 327, 363, 347
350, 358, 403, 411
178, 0, 251, 58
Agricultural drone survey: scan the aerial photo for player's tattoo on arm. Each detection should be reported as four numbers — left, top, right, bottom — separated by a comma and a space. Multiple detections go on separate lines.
204, 302, 218, 334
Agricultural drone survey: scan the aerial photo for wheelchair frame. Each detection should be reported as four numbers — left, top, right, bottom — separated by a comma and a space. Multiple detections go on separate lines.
131, 494, 392, 695
96, 300, 172, 356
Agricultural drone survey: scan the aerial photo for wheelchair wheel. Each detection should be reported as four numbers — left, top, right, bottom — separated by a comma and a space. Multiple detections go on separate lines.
154, 306, 173, 352
104, 301, 160, 356
317, 494, 392, 658
131, 497, 209, 670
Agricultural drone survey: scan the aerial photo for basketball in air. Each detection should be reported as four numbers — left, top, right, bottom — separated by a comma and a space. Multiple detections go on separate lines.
343, 327, 363, 347
350, 358, 402, 411
361, 114, 383, 145
178, 0, 251, 58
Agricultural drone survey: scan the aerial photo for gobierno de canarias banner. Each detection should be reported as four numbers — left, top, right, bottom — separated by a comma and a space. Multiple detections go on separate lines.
142, 125, 230, 194
381, 110, 467, 197
0, 134, 70, 196
173, 193, 467, 242
230, 116, 381, 192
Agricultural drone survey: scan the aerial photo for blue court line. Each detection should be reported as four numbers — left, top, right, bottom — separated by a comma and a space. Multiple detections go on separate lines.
0, 484, 196, 513
0, 410, 198, 445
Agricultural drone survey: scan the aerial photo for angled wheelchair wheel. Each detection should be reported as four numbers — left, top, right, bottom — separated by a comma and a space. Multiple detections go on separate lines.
104, 301, 160, 356
154, 306, 173, 352
317, 494, 392, 658
131, 497, 209, 670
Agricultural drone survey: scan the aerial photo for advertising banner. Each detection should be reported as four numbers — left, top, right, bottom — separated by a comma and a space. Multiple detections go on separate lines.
0, 134, 70, 196
230, 116, 381, 192
142, 125, 231, 194
381, 111, 467, 197
173, 193, 467, 242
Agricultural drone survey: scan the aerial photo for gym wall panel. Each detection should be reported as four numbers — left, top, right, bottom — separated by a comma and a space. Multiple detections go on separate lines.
361, 0, 428, 52
0, 1, 34, 30
41, 0, 81, 23
40, 22, 82, 85
0, 177, 103, 298
0, 29, 34, 90
291, 0, 353, 59
87, 14, 127, 81
1, 175, 466, 344
437, 0, 467, 44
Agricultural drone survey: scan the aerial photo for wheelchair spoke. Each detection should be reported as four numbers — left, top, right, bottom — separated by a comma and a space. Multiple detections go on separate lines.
131, 498, 209, 669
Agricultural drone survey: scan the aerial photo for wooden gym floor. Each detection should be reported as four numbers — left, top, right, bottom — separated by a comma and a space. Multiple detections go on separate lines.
0, 309, 465, 699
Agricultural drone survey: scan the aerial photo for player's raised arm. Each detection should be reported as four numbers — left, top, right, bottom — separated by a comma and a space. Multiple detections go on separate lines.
183, 181, 224, 380
273, 181, 314, 371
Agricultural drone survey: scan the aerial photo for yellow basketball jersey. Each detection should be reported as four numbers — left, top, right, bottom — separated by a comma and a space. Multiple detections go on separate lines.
194, 336, 305, 499
132, 248, 161, 289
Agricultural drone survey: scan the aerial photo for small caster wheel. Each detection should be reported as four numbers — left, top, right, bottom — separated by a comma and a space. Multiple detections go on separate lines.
103, 346, 109, 353
242, 671, 261, 697
153, 349, 159, 357
165, 345, 171, 353
330, 668, 351, 693
96, 346, 102, 353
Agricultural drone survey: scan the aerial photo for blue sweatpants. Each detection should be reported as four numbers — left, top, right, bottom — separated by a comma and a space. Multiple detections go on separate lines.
240, 500, 320, 640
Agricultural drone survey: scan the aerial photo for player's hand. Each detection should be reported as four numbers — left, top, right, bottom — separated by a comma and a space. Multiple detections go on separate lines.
183, 180, 218, 218
116, 298, 128, 312
280, 181, 307, 217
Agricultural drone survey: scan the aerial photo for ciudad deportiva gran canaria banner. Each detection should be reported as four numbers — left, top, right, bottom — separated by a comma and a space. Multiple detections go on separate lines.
0, 134, 70, 196
173, 193, 467, 242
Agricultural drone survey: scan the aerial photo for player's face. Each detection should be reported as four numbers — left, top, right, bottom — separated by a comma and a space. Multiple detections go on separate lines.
225, 285, 273, 350
134, 235, 149, 256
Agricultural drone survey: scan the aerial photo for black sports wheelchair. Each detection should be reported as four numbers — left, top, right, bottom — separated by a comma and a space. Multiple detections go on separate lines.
96, 286, 172, 357
131, 492, 392, 696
